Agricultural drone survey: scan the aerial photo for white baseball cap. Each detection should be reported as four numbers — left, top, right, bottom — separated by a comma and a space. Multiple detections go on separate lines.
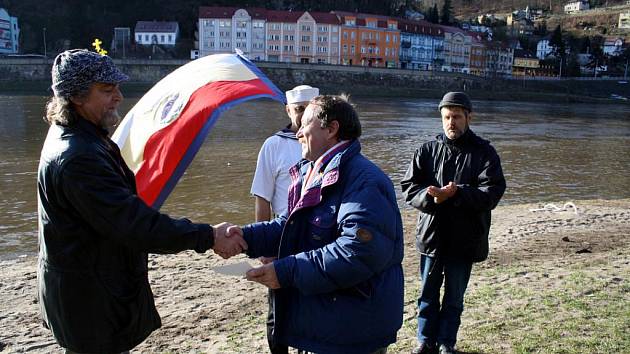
285, 85, 319, 104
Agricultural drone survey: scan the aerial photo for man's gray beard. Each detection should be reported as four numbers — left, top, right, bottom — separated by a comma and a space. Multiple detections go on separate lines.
100, 111, 121, 135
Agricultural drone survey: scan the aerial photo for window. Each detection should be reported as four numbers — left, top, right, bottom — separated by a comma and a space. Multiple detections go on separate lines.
318, 36, 327, 42
209, 31, 214, 37
376, 33, 380, 41
301, 25, 311, 31
284, 24, 293, 30
343, 44, 348, 53
361, 46, 366, 54
136, 35, 141, 42
367, 21, 377, 28
345, 19, 355, 26
319, 26, 328, 32
351, 31, 355, 39
145, 34, 149, 41
343, 32, 348, 39
301, 35, 311, 42
386, 35, 390, 43
253, 21, 264, 28
351, 45, 355, 54
388, 23, 397, 30
301, 46, 310, 52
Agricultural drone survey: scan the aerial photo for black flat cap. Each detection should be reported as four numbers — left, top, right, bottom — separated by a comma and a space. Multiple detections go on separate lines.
438, 92, 472, 112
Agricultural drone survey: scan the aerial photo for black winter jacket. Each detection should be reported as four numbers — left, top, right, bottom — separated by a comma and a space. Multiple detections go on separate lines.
400, 129, 506, 262
37, 118, 214, 353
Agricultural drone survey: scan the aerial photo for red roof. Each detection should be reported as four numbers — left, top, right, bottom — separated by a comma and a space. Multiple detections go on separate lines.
310, 11, 341, 25
397, 18, 442, 36
265, 10, 304, 23
198, 7, 267, 20
135, 21, 178, 33
333, 11, 391, 21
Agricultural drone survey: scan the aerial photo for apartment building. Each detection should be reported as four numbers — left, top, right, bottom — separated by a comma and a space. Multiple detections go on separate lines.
485, 41, 514, 77
441, 27, 472, 73
266, 10, 341, 64
469, 33, 486, 76
198, 7, 267, 60
0, 7, 19, 54
398, 18, 443, 70
336, 11, 401, 68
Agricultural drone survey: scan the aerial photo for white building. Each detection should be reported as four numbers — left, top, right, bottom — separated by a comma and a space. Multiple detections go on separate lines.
603, 37, 624, 56
135, 21, 179, 46
536, 38, 554, 59
198, 7, 267, 60
0, 8, 19, 54
564, 1, 589, 14
619, 12, 630, 29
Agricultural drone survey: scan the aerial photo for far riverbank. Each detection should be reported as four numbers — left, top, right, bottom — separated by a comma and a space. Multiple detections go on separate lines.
1, 58, 629, 104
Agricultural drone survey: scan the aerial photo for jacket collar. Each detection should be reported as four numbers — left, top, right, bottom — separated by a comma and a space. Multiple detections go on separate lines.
74, 116, 110, 141
287, 139, 360, 215
274, 124, 298, 140
437, 129, 478, 148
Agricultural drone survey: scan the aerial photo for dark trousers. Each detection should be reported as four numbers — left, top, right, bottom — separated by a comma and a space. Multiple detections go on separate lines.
416, 254, 473, 348
297, 348, 387, 354
267, 289, 288, 354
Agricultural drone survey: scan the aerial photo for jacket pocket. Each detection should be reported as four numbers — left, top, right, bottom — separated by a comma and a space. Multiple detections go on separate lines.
307, 212, 337, 248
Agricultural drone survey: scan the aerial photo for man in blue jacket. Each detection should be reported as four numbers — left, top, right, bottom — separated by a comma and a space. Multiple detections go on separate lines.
231, 95, 404, 354
401, 92, 506, 354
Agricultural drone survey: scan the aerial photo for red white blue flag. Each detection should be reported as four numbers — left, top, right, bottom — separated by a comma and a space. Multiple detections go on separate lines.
111, 53, 285, 209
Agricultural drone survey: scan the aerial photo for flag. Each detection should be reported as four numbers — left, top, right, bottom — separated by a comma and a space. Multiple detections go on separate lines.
111, 53, 286, 209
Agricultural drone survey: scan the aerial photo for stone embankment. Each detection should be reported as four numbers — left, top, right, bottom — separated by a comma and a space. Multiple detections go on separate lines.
1, 58, 629, 102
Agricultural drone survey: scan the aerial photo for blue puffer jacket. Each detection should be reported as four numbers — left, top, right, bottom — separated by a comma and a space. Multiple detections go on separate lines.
243, 140, 404, 354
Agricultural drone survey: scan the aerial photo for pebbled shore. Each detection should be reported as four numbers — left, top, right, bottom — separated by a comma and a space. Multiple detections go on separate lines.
1, 199, 628, 353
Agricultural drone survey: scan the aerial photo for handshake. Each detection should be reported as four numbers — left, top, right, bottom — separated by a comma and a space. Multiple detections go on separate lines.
211, 222, 246, 259
210, 222, 280, 289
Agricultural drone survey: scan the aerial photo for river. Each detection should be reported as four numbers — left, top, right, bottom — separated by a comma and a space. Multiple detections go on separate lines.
0, 94, 629, 258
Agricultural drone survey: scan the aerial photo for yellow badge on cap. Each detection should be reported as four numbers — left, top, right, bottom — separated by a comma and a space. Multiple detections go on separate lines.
356, 228, 373, 243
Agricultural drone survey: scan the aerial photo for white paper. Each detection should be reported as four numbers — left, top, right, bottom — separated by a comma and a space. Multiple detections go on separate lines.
212, 261, 254, 277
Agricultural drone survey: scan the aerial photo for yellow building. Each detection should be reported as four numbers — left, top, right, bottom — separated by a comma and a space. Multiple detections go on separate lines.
513, 50, 547, 77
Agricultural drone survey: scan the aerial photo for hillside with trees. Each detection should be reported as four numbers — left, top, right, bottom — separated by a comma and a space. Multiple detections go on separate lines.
1, 0, 628, 76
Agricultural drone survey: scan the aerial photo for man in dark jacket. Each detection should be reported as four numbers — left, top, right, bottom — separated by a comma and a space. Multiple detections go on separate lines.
229, 95, 404, 354
37, 49, 246, 353
401, 92, 506, 354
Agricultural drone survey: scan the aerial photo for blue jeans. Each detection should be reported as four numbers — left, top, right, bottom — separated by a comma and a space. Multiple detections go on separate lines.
417, 254, 473, 348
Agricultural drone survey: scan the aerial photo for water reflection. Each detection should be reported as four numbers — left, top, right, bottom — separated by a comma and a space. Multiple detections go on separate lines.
0, 94, 628, 257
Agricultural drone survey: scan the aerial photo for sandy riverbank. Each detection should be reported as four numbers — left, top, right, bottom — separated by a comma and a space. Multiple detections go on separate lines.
1, 199, 628, 353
